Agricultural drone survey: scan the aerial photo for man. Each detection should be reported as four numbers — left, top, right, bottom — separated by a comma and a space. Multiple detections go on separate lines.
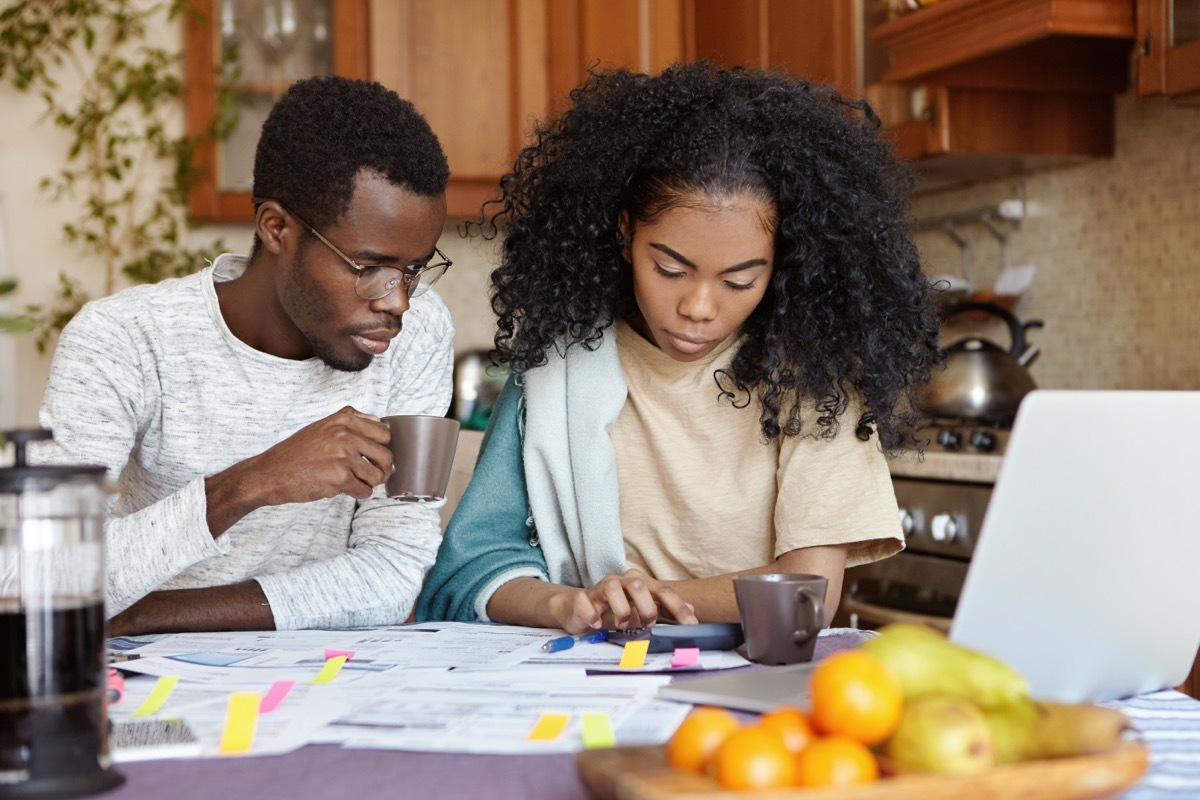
36, 76, 455, 635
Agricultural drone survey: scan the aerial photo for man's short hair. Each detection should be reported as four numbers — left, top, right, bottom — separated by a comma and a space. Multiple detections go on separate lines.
252, 76, 449, 229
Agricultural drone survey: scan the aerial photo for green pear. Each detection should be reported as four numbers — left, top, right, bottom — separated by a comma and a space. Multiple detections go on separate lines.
885, 694, 997, 775
981, 697, 1040, 764
985, 699, 1131, 764
860, 623, 1029, 710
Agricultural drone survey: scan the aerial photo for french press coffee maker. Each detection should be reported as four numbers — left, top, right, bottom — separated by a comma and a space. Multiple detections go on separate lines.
1, 429, 123, 797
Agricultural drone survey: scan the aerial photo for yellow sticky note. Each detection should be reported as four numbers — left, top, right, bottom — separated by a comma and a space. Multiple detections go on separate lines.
217, 692, 260, 755
618, 640, 650, 669
581, 712, 615, 749
312, 655, 347, 684
132, 675, 180, 717
527, 713, 570, 741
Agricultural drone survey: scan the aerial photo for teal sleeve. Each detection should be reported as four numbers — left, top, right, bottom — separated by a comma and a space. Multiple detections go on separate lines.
415, 376, 549, 622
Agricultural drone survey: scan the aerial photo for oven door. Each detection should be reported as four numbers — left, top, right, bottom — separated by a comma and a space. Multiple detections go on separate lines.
841, 551, 969, 633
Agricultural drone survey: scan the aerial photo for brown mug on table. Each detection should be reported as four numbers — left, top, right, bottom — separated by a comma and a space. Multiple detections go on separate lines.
381, 415, 460, 502
733, 573, 827, 665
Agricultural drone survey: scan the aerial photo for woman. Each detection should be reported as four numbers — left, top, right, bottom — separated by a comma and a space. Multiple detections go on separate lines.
417, 63, 942, 634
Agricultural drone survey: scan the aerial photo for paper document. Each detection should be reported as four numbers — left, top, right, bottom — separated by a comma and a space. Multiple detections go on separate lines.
323, 669, 685, 754
106, 622, 734, 759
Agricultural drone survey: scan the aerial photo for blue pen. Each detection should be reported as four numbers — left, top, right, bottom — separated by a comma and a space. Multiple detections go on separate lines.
541, 630, 608, 652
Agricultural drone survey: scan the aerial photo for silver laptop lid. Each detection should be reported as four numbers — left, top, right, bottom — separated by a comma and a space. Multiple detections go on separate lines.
950, 390, 1200, 702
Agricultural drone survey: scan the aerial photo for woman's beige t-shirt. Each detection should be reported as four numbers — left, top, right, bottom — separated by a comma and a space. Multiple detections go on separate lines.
610, 319, 903, 581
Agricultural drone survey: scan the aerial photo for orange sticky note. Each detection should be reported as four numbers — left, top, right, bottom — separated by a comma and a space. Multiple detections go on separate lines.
217, 692, 260, 755
618, 640, 650, 669
312, 655, 347, 684
527, 713, 570, 741
671, 647, 700, 667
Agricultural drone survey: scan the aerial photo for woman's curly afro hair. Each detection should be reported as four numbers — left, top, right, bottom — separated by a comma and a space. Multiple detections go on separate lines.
252, 76, 449, 230
475, 62, 942, 451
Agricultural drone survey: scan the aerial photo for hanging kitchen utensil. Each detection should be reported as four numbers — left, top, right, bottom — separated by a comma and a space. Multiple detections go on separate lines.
919, 302, 1044, 426
930, 222, 974, 310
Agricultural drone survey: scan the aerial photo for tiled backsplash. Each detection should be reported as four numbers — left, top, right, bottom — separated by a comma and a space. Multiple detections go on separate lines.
431, 223, 502, 357
419, 93, 1200, 391
909, 95, 1200, 391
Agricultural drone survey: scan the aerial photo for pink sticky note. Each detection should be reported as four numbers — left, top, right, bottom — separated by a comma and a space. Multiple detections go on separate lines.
671, 647, 700, 668
324, 648, 356, 661
260, 680, 295, 713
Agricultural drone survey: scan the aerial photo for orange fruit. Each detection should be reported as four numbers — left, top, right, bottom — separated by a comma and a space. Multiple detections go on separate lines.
712, 726, 798, 790
795, 734, 881, 787
757, 706, 816, 756
665, 707, 741, 773
808, 649, 903, 745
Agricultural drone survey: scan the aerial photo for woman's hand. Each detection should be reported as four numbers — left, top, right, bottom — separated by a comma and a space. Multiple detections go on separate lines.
547, 569, 698, 634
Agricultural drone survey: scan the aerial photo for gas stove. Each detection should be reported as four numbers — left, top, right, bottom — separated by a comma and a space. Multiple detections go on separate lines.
841, 426, 1003, 630
917, 420, 1011, 456
843, 475, 990, 629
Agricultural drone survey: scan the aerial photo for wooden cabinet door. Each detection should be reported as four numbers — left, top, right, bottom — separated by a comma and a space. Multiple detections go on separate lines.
184, 0, 370, 222
548, 0, 686, 110
892, 86, 1115, 160
690, 0, 859, 98
1135, 0, 1200, 97
369, 0, 686, 220
368, 0, 552, 220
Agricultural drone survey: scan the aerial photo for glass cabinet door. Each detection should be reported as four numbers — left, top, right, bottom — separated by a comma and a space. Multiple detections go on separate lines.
184, 0, 368, 221
216, 0, 335, 193
1175, 0, 1200, 48
1137, 0, 1200, 97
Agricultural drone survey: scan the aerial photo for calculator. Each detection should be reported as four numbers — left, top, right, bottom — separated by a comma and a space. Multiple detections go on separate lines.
605, 622, 744, 653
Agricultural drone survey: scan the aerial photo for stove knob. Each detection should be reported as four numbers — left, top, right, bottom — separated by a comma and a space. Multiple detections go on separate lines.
931, 512, 960, 542
898, 508, 915, 537
969, 429, 997, 453
936, 429, 963, 451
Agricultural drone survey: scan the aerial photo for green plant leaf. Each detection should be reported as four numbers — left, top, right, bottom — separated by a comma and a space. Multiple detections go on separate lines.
0, 0, 236, 345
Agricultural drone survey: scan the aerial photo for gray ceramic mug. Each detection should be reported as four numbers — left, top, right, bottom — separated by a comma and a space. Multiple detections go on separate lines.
733, 573, 827, 665
382, 415, 461, 502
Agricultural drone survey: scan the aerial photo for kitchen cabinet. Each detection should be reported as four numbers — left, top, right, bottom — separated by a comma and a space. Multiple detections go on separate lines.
689, 0, 1137, 190
367, 0, 686, 220
192, 0, 1138, 218
868, 0, 1138, 189
1135, 0, 1200, 97
184, 0, 688, 222
182, 1, 873, 220
884, 85, 1116, 190
183, 0, 370, 222
688, 0, 859, 99
870, 0, 1136, 93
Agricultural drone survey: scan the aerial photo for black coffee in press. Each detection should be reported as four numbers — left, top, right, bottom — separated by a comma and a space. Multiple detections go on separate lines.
0, 602, 122, 798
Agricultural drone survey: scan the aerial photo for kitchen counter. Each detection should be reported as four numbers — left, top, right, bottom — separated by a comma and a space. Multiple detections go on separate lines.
888, 449, 1003, 484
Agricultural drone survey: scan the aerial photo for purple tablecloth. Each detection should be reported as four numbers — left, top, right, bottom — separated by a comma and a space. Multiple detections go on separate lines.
110, 748, 585, 800
100, 630, 1200, 799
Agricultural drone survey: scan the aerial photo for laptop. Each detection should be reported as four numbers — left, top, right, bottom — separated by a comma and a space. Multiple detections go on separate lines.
950, 390, 1200, 702
659, 390, 1200, 710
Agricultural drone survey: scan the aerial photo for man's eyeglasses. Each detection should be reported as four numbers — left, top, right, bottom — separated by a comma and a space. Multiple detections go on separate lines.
253, 198, 451, 300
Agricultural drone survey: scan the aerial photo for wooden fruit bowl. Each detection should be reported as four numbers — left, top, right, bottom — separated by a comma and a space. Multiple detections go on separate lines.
576, 739, 1147, 799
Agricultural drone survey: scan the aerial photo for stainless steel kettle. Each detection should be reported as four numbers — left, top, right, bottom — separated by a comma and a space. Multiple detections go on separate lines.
918, 302, 1044, 426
